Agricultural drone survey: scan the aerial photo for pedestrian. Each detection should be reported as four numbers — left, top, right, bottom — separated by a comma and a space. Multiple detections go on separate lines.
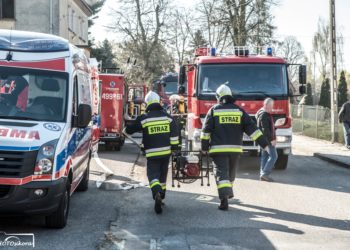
125, 91, 179, 214
201, 84, 269, 211
338, 100, 350, 149
256, 98, 278, 182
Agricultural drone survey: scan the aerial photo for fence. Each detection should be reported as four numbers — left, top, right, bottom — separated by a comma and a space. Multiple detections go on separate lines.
290, 104, 344, 144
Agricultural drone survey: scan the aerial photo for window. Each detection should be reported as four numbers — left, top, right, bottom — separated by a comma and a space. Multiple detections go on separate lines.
0, 67, 69, 122
68, 7, 73, 30
0, 0, 15, 19
198, 64, 288, 98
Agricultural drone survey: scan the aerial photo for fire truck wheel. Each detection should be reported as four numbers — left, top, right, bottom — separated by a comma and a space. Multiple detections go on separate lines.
105, 143, 112, 151
76, 155, 90, 192
275, 152, 289, 170
114, 144, 121, 151
45, 182, 71, 229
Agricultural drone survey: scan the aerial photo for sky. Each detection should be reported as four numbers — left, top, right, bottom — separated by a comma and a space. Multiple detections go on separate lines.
90, 0, 350, 71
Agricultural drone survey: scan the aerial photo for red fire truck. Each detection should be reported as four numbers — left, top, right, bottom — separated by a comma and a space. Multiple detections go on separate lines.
99, 74, 125, 151
179, 47, 306, 170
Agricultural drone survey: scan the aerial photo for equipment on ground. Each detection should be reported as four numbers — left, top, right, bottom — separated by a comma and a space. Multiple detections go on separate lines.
171, 151, 212, 188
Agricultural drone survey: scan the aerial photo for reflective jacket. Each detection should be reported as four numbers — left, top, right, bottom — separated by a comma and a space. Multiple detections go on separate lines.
201, 101, 269, 155
126, 103, 179, 159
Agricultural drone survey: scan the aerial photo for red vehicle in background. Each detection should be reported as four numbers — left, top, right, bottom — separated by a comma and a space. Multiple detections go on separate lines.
153, 73, 178, 109
179, 47, 307, 170
99, 73, 125, 151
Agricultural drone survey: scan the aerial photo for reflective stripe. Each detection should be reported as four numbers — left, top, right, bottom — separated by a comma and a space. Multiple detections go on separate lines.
200, 132, 210, 140
209, 145, 243, 153
213, 109, 241, 113
213, 111, 242, 116
170, 136, 179, 141
250, 130, 263, 141
150, 179, 161, 188
141, 116, 172, 125
146, 150, 171, 158
145, 146, 171, 153
217, 180, 232, 189
211, 145, 242, 149
161, 183, 166, 190
147, 100, 159, 106
217, 183, 232, 189
170, 140, 179, 145
142, 120, 170, 128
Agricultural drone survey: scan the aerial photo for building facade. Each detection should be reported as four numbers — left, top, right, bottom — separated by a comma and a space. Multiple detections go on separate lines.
0, 0, 93, 46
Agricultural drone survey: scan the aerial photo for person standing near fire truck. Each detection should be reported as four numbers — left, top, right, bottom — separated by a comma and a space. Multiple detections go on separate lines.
201, 84, 269, 211
125, 91, 179, 214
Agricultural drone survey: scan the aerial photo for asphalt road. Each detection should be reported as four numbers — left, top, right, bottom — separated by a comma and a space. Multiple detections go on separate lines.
0, 138, 350, 250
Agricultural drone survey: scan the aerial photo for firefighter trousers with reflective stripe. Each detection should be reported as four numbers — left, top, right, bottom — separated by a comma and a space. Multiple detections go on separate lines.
147, 156, 170, 199
212, 154, 240, 199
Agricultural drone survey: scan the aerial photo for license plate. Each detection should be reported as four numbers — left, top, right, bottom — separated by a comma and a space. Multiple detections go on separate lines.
107, 133, 117, 137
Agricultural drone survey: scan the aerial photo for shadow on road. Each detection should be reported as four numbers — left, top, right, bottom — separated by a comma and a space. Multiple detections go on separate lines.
114, 186, 350, 249
237, 154, 350, 194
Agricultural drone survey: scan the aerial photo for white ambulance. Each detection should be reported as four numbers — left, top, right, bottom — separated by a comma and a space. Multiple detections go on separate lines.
0, 30, 93, 228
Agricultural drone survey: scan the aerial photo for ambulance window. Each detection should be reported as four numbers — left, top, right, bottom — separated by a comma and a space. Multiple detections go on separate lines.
72, 77, 78, 116
77, 71, 91, 105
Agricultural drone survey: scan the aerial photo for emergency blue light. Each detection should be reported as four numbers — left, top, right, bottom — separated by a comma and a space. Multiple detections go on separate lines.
0, 30, 69, 52
210, 47, 216, 56
267, 47, 273, 56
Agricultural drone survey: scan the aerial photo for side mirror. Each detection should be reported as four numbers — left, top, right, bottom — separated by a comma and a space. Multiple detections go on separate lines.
299, 85, 306, 95
299, 65, 307, 85
178, 65, 186, 85
73, 104, 92, 128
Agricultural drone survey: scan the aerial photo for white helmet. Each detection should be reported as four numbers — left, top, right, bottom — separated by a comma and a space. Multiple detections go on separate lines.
216, 83, 232, 100
145, 91, 160, 106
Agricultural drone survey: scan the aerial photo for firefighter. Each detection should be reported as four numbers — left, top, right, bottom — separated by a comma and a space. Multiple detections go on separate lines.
125, 91, 179, 214
201, 84, 269, 211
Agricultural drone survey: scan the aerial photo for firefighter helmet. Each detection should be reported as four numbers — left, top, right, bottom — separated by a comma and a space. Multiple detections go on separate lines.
145, 91, 160, 106
216, 83, 232, 100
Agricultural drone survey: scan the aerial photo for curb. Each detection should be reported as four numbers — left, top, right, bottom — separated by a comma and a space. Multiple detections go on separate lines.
313, 153, 350, 169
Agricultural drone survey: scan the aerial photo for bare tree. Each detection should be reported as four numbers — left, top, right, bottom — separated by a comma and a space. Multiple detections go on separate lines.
108, 0, 172, 82
167, 8, 193, 66
312, 18, 330, 79
197, 0, 230, 52
276, 36, 305, 84
219, 0, 276, 47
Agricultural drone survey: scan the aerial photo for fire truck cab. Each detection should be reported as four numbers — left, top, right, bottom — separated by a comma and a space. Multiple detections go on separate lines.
179, 47, 306, 170
0, 30, 93, 228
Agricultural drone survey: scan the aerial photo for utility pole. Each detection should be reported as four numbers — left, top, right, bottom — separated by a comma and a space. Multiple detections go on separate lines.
330, 0, 338, 142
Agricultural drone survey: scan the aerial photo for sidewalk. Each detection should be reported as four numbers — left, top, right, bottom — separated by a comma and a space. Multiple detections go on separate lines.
293, 134, 350, 168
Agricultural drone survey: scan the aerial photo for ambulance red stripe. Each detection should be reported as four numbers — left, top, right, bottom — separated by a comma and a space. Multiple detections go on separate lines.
0, 58, 65, 71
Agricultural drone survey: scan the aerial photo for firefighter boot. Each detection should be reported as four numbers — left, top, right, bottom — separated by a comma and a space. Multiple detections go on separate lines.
218, 196, 229, 211
154, 192, 163, 214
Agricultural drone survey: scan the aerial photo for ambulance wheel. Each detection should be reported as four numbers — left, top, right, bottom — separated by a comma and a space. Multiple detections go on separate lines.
275, 152, 288, 170
45, 182, 71, 229
76, 156, 90, 192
